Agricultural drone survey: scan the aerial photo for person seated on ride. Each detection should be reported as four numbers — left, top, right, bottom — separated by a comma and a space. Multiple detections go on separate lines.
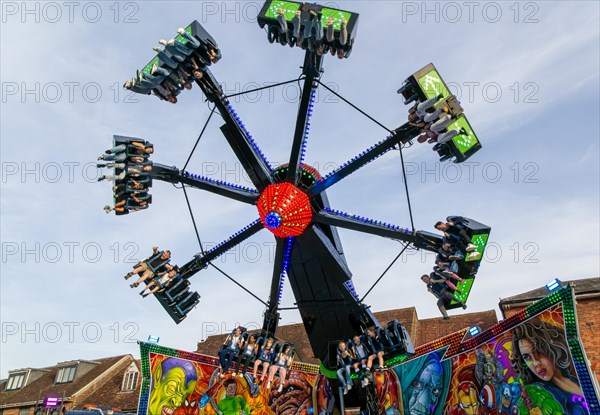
435, 218, 478, 259
185, 55, 206, 79
438, 242, 463, 262
253, 337, 275, 383
159, 38, 194, 59
267, 344, 294, 392
421, 274, 466, 320
96, 155, 146, 169
336, 341, 354, 394
97, 162, 153, 182
139, 266, 179, 298
125, 246, 171, 284
218, 326, 244, 377
430, 268, 460, 294
234, 334, 258, 378
434, 262, 463, 283
350, 334, 371, 387
350, 335, 369, 373
365, 327, 386, 373
113, 186, 150, 202
99, 142, 153, 161
104, 200, 150, 214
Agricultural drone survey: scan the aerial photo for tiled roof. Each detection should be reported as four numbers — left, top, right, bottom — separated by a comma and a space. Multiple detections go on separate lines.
75, 360, 141, 412
0, 356, 129, 407
196, 307, 497, 365
499, 277, 599, 305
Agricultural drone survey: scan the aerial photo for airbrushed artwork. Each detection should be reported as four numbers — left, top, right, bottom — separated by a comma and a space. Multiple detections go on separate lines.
137, 287, 597, 415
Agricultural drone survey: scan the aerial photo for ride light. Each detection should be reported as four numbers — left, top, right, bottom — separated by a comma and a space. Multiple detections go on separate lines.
546, 278, 562, 292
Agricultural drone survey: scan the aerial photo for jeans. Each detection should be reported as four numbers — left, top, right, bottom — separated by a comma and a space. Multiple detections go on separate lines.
155, 51, 178, 69
436, 288, 464, 318
103, 152, 127, 162
218, 348, 237, 372
336, 365, 351, 389
108, 144, 127, 154
179, 30, 201, 49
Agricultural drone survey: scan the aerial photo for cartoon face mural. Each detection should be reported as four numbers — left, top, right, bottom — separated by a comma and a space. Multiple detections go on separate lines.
396, 352, 451, 415
149, 358, 198, 415
173, 392, 201, 415
455, 382, 480, 415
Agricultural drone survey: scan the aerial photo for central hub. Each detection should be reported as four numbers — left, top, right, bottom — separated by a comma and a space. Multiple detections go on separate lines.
257, 182, 312, 238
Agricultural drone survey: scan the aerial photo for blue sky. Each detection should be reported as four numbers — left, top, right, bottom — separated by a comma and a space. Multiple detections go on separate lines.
1, 1, 599, 378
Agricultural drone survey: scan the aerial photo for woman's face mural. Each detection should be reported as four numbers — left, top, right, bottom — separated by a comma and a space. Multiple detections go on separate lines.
518, 339, 555, 382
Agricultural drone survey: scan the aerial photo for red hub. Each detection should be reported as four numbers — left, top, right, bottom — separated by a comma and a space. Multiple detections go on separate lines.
257, 183, 312, 238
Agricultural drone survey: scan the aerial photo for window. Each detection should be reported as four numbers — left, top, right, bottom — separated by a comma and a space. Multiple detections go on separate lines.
122, 370, 139, 391
19, 408, 31, 415
5, 373, 26, 390
55, 366, 76, 384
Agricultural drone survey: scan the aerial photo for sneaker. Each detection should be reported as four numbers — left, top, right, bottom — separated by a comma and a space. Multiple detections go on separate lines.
466, 243, 477, 252
266, 381, 271, 389
443, 316, 450, 320
462, 303, 468, 310
448, 254, 462, 261
343, 388, 348, 395
177, 28, 186, 35
277, 384, 283, 393
97, 176, 105, 182
467, 252, 481, 261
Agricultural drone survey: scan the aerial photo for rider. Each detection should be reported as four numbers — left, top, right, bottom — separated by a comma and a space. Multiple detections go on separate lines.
421, 274, 466, 320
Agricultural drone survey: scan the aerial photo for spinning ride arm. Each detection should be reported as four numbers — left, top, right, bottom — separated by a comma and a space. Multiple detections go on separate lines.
150, 163, 259, 205
178, 219, 264, 279
315, 208, 442, 252
307, 123, 421, 198
194, 68, 275, 192
287, 52, 323, 184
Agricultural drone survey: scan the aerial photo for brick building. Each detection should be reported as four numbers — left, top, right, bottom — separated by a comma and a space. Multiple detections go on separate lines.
196, 307, 499, 364
0, 355, 141, 415
499, 277, 600, 384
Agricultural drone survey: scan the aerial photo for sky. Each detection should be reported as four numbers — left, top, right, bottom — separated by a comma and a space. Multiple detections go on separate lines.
1, 1, 599, 379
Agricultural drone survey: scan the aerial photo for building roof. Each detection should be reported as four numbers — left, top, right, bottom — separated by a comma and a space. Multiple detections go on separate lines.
74, 360, 141, 412
196, 306, 497, 365
0, 355, 131, 407
499, 277, 600, 306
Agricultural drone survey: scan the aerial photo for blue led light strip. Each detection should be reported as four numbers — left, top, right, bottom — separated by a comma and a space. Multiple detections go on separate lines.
343, 280, 360, 301
277, 237, 296, 307
226, 104, 273, 171
315, 135, 394, 185
322, 207, 411, 233
299, 89, 316, 166
204, 219, 262, 260
183, 171, 258, 194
